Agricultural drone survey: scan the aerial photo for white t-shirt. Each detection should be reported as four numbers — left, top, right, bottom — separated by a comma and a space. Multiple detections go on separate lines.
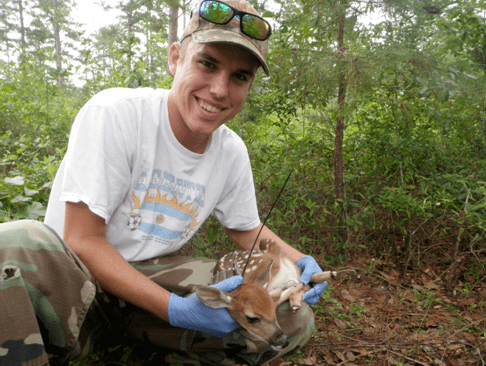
45, 87, 260, 262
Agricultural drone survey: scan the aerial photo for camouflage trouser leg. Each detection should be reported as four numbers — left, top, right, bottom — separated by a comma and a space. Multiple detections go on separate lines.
122, 256, 315, 365
0, 220, 107, 366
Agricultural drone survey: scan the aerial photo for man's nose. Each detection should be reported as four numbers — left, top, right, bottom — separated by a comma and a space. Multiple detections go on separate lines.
210, 72, 229, 98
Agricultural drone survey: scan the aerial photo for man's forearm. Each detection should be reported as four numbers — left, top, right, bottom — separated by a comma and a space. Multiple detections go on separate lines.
224, 224, 305, 263
64, 202, 171, 322
73, 236, 171, 321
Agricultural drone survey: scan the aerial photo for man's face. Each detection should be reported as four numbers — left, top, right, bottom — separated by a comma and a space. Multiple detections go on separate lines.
168, 39, 260, 153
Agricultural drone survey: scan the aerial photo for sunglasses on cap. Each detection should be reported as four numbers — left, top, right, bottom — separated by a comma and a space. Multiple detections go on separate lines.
198, 0, 272, 41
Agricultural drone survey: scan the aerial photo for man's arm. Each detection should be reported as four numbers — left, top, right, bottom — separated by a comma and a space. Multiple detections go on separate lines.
64, 201, 171, 321
224, 223, 305, 263
64, 201, 243, 335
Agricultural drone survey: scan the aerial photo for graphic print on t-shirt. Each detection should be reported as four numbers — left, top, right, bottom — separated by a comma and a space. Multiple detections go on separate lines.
127, 170, 203, 247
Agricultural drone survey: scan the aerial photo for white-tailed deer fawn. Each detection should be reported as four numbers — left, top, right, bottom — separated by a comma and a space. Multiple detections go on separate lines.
195, 239, 334, 350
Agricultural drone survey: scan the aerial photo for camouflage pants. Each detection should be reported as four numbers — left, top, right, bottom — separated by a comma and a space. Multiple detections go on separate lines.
0, 220, 315, 366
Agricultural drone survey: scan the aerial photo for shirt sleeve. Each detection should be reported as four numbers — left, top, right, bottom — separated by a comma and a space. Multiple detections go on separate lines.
211, 141, 261, 231
58, 101, 136, 222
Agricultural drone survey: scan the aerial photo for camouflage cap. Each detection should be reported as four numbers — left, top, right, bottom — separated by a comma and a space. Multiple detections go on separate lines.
180, 0, 270, 75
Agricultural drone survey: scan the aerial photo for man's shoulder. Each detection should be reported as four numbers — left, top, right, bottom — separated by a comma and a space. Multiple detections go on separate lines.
86, 87, 169, 108
217, 125, 245, 144
214, 125, 249, 157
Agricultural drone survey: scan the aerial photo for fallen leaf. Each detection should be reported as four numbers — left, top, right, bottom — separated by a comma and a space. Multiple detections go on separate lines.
334, 318, 347, 329
424, 281, 441, 289
323, 352, 334, 364
341, 289, 357, 302
332, 350, 346, 361
346, 350, 356, 361
302, 356, 316, 365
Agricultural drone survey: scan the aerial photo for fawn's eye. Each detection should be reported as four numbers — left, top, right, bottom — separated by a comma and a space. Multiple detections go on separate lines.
246, 316, 260, 324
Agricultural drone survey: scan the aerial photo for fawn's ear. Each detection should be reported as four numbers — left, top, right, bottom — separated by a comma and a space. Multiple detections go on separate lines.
252, 260, 273, 288
195, 285, 232, 309
259, 239, 281, 256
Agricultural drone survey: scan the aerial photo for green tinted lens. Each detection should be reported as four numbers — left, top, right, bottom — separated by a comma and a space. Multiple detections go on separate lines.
241, 14, 270, 40
199, 0, 271, 41
200, 1, 233, 23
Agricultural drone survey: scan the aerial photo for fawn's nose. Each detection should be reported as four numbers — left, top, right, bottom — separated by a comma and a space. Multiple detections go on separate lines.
269, 332, 289, 350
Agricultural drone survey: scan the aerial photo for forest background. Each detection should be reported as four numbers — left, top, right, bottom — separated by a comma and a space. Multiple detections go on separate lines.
0, 0, 485, 364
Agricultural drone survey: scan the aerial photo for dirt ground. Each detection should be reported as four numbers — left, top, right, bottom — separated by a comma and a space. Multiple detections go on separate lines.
286, 255, 486, 366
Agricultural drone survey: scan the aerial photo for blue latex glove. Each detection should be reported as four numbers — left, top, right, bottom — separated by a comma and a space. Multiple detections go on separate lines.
297, 256, 328, 305
168, 275, 243, 337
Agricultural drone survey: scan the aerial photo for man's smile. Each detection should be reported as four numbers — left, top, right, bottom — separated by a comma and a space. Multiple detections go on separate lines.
198, 98, 223, 114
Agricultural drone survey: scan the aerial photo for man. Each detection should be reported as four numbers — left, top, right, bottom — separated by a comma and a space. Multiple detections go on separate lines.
0, 1, 326, 365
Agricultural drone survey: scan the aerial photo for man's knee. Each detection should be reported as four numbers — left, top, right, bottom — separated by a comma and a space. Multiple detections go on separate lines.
277, 301, 315, 340
0, 219, 65, 252
0, 220, 99, 365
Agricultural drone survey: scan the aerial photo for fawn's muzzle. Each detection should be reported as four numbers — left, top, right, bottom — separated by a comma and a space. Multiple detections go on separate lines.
269, 332, 289, 350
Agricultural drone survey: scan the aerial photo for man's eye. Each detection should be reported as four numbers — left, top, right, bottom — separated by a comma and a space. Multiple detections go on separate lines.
200, 60, 215, 70
234, 74, 248, 82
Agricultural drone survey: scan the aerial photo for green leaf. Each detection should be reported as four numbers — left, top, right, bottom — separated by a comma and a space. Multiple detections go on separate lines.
11, 195, 31, 203
5, 176, 25, 186
27, 202, 47, 220
24, 187, 39, 196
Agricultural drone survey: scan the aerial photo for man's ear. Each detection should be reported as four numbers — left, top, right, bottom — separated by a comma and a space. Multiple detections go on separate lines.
168, 42, 181, 77
249, 74, 257, 88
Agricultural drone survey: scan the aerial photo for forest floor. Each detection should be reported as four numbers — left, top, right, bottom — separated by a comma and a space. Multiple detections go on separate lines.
283, 254, 486, 366
76, 250, 485, 366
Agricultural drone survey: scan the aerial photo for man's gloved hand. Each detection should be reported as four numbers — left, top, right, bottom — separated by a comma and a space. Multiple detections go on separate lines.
168, 275, 243, 337
297, 255, 328, 305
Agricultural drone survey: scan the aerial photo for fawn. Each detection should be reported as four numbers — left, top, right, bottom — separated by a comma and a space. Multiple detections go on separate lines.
195, 239, 333, 350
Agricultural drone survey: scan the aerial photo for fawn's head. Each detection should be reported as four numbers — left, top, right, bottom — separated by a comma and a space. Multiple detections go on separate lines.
195, 262, 289, 349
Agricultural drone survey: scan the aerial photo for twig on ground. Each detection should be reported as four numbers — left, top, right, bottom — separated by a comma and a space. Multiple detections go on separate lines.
387, 349, 430, 366
333, 347, 384, 365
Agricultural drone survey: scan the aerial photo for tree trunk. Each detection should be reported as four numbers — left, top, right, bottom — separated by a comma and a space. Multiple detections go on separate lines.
168, 4, 179, 46
127, 5, 133, 72
334, 8, 348, 244
18, 0, 26, 54
53, 0, 63, 87
167, 3, 179, 76
482, 33, 486, 155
